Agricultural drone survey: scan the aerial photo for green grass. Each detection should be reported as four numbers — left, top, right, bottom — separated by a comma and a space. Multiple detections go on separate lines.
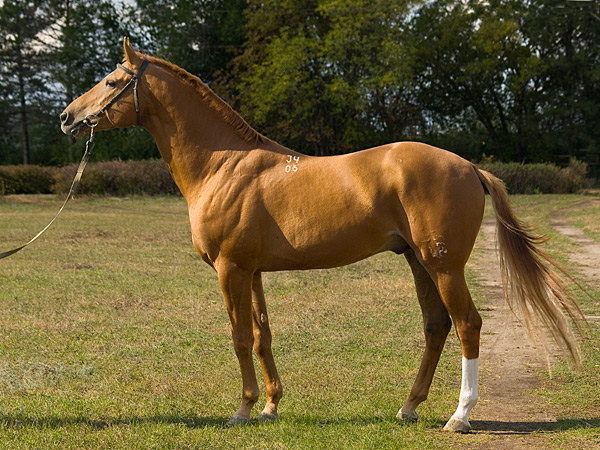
569, 198, 600, 242
0, 194, 598, 448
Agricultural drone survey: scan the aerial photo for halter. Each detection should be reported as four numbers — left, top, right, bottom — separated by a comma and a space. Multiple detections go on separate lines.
84, 59, 150, 127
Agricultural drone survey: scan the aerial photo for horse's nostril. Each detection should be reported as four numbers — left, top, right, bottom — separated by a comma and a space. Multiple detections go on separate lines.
60, 111, 72, 125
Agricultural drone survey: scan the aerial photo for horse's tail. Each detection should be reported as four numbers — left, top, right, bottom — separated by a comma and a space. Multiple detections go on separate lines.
473, 166, 586, 365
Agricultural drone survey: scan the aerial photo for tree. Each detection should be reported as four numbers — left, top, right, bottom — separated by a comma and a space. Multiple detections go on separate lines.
407, 0, 599, 165
45, 1, 125, 106
0, 0, 54, 164
523, 0, 600, 164
1, 0, 597, 168
41, 0, 133, 164
226, 0, 418, 156
408, 0, 547, 161
0, 0, 130, 165
134, 0, 246, 82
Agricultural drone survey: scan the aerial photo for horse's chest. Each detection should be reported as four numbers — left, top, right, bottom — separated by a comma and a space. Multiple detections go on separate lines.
187, 196, 257, 267
188, 211, 225, 264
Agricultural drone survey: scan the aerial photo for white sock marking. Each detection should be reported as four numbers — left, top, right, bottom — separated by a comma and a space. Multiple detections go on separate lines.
450, 356, 479, 425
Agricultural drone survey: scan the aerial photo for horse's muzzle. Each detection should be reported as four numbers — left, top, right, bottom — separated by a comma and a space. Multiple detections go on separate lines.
60, 109, 85, 136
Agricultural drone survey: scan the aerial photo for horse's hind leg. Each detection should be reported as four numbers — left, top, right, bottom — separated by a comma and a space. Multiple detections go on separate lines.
397, 249, 452, 421
435, 269, 482, 433
251, 272, 283, 420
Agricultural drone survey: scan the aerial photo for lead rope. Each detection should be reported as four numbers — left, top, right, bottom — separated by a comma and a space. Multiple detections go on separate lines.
0, 124, 96, 260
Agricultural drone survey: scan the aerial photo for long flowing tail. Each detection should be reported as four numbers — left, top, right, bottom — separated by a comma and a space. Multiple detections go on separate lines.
474, 167, 586, 365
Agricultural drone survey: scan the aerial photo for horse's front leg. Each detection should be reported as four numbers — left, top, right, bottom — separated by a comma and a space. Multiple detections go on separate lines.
216, 259, 260, 425
251, 272, 283, 420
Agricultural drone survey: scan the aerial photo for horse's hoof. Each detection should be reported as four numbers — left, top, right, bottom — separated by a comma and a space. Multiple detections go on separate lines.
443, 416, 471, 433
396, 409, 418, 422
226, 414, 250, 427
258, 412, 279, 422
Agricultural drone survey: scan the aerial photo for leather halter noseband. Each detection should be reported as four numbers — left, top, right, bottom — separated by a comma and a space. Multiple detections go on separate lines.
84, 59, 150, 126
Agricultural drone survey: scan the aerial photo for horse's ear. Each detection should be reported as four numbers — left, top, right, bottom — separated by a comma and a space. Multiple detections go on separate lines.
123, 37, 141, 65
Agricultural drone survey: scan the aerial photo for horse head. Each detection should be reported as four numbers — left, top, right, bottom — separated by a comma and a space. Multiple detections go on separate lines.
60, 38, 148, 137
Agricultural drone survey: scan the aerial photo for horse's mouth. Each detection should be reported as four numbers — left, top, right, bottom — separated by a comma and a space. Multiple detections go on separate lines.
63, 120, 89, 137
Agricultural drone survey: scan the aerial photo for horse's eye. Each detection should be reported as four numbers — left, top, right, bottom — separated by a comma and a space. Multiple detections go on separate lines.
105, 79, 117, 88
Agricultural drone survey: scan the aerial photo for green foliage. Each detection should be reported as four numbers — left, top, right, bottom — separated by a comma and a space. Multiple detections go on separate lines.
408, 0, 547, 161
523, 0, 600, 164
411, 0, 599, 166
0, 158, 588, 196
0, 161, 179, 196
50, 0, 126, 101
134, 0, 246, 81
0, 0, 56, 165
0, 0, 599, 169
229, 0, 418, 156
223, 0, 599, 164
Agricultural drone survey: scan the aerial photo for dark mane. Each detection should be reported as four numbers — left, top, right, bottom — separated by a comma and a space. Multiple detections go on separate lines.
141, 54, 269, 145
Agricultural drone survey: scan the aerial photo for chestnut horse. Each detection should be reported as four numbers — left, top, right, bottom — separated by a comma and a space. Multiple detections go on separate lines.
60, 39, 584, 432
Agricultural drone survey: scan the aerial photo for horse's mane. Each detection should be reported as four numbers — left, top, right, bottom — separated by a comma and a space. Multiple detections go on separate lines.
140, 53, 269, 145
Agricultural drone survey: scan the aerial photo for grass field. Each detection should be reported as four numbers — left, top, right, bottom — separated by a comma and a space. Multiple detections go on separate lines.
0, 194, 598, 448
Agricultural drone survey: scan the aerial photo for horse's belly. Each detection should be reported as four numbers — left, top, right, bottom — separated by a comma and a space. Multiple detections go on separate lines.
257, 165, 407, 270
257, 220, 408, 271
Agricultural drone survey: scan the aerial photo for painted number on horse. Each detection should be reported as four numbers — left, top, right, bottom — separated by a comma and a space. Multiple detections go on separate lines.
285, 155, 300, 173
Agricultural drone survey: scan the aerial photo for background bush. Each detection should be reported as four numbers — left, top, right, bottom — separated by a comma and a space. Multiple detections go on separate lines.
479, 158, 589, 194
0, 165, 58, 195
0, 158, 589, 197
52, 160, 179, 196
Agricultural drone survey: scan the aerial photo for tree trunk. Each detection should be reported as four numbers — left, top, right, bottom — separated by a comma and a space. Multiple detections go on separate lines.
16, 48, 30, 165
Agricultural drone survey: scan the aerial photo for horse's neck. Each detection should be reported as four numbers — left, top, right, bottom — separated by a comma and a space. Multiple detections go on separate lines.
143, 72, 277, 200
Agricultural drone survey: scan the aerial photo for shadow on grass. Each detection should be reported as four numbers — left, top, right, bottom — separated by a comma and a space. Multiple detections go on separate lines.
470, 418, 600, 435
0, 413, 228, 429
1, 413, 598, 433
0, 413, 390, 429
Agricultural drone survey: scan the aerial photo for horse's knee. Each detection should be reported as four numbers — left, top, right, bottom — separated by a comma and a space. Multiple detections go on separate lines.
232, 331, 254, 358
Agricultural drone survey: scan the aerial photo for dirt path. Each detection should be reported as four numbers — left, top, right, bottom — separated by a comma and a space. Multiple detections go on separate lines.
464, 200, 600, 448
467, 219, 556, 448
548, 199, 600, 290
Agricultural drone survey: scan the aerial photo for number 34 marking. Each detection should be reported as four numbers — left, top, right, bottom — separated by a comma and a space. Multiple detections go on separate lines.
285, 155, 300, 173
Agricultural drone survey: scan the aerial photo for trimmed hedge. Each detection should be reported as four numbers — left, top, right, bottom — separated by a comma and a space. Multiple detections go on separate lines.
479, 158, 589, 194
0, 158, 589, 196
53, 159, 179, 196
0, 165, 58, 195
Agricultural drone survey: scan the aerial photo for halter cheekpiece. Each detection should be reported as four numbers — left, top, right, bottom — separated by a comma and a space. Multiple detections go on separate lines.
84, 59, 150, 126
